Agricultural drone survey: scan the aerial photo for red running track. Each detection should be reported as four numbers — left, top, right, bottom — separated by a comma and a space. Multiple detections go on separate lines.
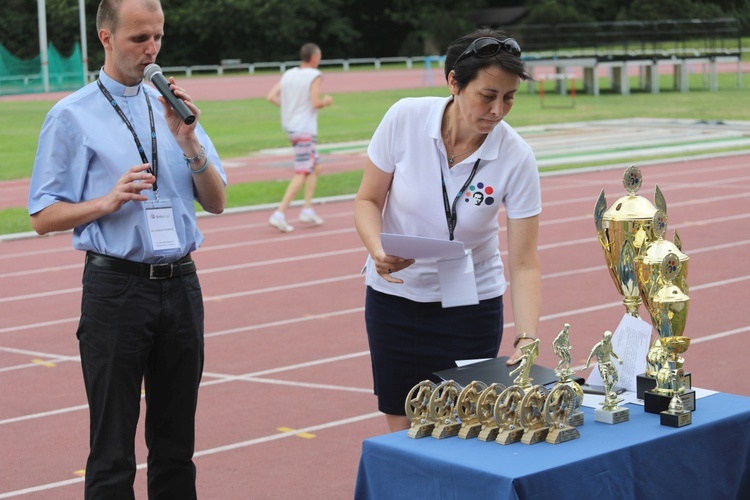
1, 152, 749, 498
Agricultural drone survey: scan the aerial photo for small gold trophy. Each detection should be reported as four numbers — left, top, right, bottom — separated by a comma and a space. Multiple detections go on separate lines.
428, 379, 462, 439
509, 338, 540, 392
552, 323, 584, 426
544, 384, 581, 444
476, 383, 506, 442
494, 385, 526, 445
635, 210, 690, 399
582, 331, 629, 424
660, 368, 692, 427
643, 253, 694, 414
456, 380, 488, 439
519, 385, 551, 444
405, 380, 437, 438
594, 165, 664, 318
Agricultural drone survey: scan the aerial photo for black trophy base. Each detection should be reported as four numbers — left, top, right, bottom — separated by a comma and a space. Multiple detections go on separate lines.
661, 410, 692, 427
636, 373, 656, 400
637, 372, 692, 400
644, 389, 696, 414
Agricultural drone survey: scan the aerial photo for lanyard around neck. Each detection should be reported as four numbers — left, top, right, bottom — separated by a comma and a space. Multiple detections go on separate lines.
441, 158, 481, 241
97, 80, 160, 198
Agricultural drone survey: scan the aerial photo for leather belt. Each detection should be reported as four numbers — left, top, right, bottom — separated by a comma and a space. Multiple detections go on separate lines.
86, 251, 196, 279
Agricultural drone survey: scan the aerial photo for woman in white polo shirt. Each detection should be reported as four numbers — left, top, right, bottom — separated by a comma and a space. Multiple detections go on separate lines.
354, 28, 542, 432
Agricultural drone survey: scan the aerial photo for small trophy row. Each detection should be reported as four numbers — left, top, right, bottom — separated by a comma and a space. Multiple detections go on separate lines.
405, 329, 585, 445
595, 165, 695, 426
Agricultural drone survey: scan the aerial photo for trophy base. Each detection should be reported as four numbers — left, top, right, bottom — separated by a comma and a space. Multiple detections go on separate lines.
644, 389, 696, 414
546, 425, 580, 444
636, 373, 656, 400
521, 426, 550, 444
661, 409, 692, 427
495, 427, 523, 445
637, 372, 692, 400
458, 422, 482, 439
407, 422, 435, 439
431, 421, 461, 439
595, 407, 629, 424
568, 410, 584, 427
477, 425, 499, 442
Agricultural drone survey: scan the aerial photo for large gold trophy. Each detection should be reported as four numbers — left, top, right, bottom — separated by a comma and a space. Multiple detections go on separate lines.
594, 165, 665, 318
643, 253, 695, 414
635, 211, 690, 398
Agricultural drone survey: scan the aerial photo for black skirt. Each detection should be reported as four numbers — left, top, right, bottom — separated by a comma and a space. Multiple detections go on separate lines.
364, 286, 503, 415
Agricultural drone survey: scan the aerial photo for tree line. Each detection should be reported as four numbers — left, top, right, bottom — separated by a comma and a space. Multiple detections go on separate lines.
1, 0, 747, 69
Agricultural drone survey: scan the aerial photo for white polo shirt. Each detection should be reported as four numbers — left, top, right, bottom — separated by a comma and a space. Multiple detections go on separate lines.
364, 96, 541, 302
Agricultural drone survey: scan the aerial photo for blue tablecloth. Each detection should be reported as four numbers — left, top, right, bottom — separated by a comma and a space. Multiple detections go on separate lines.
355, 392, 750, 499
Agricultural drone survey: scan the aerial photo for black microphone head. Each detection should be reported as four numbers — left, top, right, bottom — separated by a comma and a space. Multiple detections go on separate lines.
144, 63, 163, 82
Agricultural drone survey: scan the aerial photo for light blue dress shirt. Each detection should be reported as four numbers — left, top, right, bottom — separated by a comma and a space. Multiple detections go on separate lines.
28, 70, 227, 264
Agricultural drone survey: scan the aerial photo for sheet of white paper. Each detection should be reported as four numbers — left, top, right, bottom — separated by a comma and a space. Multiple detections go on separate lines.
585, 313, 652, 392
381, 233, 465, 260
437, 252, 479, 308
455, 359, 492, 367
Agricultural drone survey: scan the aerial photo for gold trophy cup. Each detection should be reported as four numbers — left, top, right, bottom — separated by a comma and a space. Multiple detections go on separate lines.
635, 211, 690, 398
643, 253, 694, 414
594, 165, 665, 318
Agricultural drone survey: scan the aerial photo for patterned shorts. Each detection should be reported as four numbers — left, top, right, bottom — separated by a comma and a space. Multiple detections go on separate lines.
289, 133, 319, 174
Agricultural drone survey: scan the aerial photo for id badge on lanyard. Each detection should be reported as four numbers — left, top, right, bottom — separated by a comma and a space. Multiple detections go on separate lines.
145, 199, 181, 253
437, 158, 483, 308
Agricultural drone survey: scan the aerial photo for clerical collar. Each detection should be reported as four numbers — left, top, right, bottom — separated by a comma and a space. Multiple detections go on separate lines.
97, 69, 141, 97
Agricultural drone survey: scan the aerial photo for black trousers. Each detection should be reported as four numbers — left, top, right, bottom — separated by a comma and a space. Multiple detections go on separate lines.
77, 261, 205, 500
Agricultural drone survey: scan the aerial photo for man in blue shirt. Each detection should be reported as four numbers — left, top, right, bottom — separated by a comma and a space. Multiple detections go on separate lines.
27, 1, 226, 498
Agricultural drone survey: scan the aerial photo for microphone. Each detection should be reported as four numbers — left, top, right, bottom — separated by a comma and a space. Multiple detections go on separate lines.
144, 63, 196, 125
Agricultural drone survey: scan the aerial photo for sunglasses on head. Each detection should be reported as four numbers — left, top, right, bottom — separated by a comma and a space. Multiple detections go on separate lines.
454, 37, 522, 66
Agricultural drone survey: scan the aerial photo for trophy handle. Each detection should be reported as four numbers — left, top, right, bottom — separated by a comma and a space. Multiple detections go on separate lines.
654, 185, 667, 214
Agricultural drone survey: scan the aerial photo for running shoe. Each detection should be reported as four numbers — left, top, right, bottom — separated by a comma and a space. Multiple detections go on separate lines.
299, 211, 324, 225
269, 214, 294, 233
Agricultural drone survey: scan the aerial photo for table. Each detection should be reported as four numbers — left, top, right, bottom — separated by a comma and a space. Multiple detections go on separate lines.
354, 393, 750, 499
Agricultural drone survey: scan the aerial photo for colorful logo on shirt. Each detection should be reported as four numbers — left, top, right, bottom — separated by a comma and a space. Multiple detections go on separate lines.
464, 183, 495, 206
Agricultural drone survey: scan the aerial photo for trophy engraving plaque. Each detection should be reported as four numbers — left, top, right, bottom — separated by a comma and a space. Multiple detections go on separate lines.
544, 384, 581, 444
456, 380, 488, 439
583, 331, 629, 424
405, 380, 437, 438
476, 383, 506, 442
494, 385, 526, 445
428, 380, 462, 439
519, 385, 550, 444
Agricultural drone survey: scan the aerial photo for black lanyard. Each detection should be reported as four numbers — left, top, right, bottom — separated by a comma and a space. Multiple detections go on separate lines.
97, 80, 160, 198
441, 158, 481, 241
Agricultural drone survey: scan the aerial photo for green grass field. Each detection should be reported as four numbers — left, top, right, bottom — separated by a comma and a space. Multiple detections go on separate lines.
1, 70, 749, 235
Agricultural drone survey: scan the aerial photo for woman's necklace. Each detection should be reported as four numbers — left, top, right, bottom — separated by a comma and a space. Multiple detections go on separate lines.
448, 145, 477, 164
447, 137, 482, 165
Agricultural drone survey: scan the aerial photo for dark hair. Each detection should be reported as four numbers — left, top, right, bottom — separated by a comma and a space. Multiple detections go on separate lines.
444, 28, 532, 92
300, 43, 321, 62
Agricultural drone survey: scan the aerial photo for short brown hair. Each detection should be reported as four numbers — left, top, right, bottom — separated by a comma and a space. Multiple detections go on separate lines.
96, 0, 161, 32
300, 43, 321, 62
